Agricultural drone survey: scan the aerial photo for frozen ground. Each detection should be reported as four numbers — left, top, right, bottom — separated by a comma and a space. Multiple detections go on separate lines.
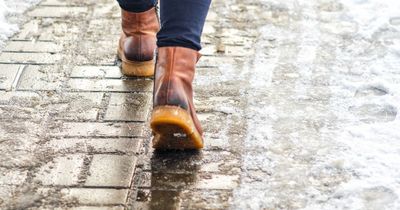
223, 0, 400, 209
0, 0, 400, 209
0, 0, 39, 49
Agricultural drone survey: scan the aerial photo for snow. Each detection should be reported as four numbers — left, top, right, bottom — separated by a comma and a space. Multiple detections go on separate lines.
326, 0, 400, 208
0, 0, 40, 49
229, 0, 400, 209
0, 1, 16, 47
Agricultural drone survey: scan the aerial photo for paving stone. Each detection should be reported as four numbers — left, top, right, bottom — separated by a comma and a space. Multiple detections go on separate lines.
220, 28, 257, 37
17, 65, 64, 90
193, 67, 221, 79
40, 0, 73, 6
13, 19, 82, 41
0, 170, 27, 185
61, 188, 128, 205
0, 91, 40, 105
205, 10, 217, 22
4, 41, 63, 53
139, 171, 239, 190
136, 189, 232, 209
148, 173, 198, 190
201, 35, 213, 44
132, 202, 153, 210
67, 78, 152, 92
44, 138, 142, 154
222, 44, 254, 56
201, 44, 252, 56
0, 52, 62, 65
87, 18, 122, 35
92, 2, 120, 18
87, 19, 120, 39
137, 190, 181, 210
145, 151, 204, 173
70, 66, 122, 79
0, 185, 14, 208
0, 120, 42, 141
42, 24, 82, 41
137, 172, 151, 188
136, 188, 151, 202
221, 35, 254, 46
181, 189, 232, 209
85, 155, 136, 187
75, 40, 117, 65
202, 24, 216, 35
197, 56, 239, 68
55, 207, 124, 210
0, 64, 21, 90
146, 150, 241, 175
104, 93, 152, 122
50, 122, 145, 138
199, 161, 224, 172
34, 154, 85, 186
203, 137, 232, 151
28, 6, 88, 18
11, 19, 41, 40
195, 174, 239, 190
46, 92, 104, 120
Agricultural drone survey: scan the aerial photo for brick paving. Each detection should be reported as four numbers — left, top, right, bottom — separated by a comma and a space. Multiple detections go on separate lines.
0, 0, 150, 209
0, 0, 245, 209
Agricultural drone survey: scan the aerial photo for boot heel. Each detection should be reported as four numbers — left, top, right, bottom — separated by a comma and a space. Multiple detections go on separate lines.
150, 106, 204, 149
121, 60, 155, 77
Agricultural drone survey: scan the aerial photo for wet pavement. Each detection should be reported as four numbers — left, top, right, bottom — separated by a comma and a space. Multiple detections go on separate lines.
1, 0, 400, 209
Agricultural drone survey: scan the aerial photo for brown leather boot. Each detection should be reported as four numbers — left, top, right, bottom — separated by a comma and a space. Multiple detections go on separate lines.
117, 7, 159, 77
150, 47, 204, 149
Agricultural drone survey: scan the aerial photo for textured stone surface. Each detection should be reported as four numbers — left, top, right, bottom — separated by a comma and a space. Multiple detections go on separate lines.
61, 188, 129, 205
34, 155, 85, 186
28, 6, 88, 18
104, 93, 152, 122
70, 66, 122, 79
85, 155, 137, 187
0, 170, 28, 185
50, 122, 145, 138
0, 52, 62, 64
17, 65, 64, 90
0, 1, 151, 208
0, 64, 20, 90
44, 138, 142, 154
4, 41, 63, 53
67, 78, 152, 92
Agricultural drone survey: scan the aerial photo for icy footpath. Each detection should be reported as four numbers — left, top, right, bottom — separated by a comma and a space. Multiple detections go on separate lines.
317, 0, 400, 208
224, 0, 400, 209
0, 0, 400, 209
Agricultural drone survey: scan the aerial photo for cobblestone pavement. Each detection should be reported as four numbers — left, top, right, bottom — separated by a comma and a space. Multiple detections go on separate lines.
2, 0, 400, 209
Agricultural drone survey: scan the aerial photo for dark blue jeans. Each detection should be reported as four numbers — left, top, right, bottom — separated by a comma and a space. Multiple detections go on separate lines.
116, 0, 211, 51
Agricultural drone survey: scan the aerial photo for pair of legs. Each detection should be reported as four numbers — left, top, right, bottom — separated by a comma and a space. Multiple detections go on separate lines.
116, 0, 211, 150
117, 0, 211, 51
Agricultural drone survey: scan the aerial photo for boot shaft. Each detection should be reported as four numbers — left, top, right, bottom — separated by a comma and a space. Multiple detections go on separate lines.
153, 47, 200, 110
119, 7, 159, 64
121, 8, 159, 36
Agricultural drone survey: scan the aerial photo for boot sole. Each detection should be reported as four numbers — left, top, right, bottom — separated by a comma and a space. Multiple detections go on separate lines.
150, 106, 204, 150
121, 60, 154, 77
117, 50, 155, 77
